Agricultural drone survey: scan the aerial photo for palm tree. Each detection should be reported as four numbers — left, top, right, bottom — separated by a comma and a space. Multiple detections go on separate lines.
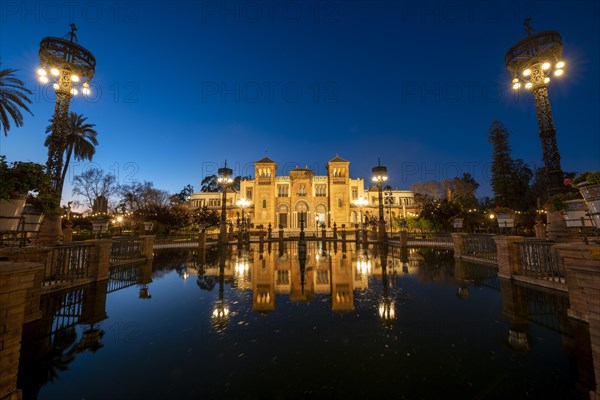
0, 66, 33, 135
45, 112, 98, 194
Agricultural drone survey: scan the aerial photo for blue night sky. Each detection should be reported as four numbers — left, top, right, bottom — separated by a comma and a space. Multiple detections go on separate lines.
1, 1, 599, 205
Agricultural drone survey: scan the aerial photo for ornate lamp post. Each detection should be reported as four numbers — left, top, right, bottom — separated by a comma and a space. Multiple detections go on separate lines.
506, 19, 566, 195
354, 196, 368, 243
217, 162, 233, 243
372, 160, 388, 242
236, 197, 250, 228
36, 24, 95, 244
236, 197, 250, 243
37, 24, 96, 197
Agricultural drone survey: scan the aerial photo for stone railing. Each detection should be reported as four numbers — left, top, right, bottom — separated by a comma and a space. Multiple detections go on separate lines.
44, 243, 93, 285
516, 240, 565, 284
451, 233, 498, 263
109, 235, 154, 265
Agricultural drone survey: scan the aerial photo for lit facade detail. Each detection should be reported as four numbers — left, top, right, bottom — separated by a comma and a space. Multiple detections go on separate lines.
188, 156, 417, 229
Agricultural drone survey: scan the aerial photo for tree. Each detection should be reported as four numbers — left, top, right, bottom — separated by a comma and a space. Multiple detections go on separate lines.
200, 175, 219, 192
410, 181, 444, 199
191, 206, 221, 230
442, 173, 479, 209
232, 175, 250, 192
0, 66, 33, 135
488, 120, 530, 209
414, 194, 462, 231
175, 184, 194, 202
72, 168, 117, 211
510, 159, 534, 210
45, 112, 98, 194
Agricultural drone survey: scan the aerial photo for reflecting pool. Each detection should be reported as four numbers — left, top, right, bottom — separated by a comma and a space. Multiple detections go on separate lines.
18, 242, 595, 399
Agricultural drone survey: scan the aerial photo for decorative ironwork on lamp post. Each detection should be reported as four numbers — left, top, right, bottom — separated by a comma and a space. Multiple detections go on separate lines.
372, 160, 388, 243
217, 162, 233, 243
505, 19, 566, 195
37, 24, 96, 198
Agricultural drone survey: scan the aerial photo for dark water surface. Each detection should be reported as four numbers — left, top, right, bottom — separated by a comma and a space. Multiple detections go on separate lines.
18, 243, 595, 399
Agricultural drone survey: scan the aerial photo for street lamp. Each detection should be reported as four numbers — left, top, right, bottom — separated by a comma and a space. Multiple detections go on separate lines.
36, 24, 96, 244
372, 160, 388, 242
354, 196, 368, 231
506, 19, 565, 195
236, 197, 250, 229
37, 24, 96, 197
217, 162, 233, 243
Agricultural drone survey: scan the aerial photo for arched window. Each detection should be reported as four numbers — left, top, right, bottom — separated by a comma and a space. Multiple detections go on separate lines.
262, 199, 267, 208
337, 197, 343, 208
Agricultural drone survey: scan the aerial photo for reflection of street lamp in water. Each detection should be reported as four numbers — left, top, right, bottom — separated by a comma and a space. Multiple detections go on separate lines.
212, 250, 230, 331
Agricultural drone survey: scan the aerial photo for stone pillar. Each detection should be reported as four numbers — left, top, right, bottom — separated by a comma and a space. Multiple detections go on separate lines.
0, 261, 44, 400
34, 215, 62, 247
62, 223, 73, 244
494, 236, 524, 279
140, 235, 155, 260
84, 239, 112, 282
0, 247, 50, 323
546, 210, 570, 242
534, 215, 546, 239
554, 243, 600, 400
450, 233, 468, 258
399, 231, 408, 248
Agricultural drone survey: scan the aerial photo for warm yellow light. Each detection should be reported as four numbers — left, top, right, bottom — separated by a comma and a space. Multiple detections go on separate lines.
544, 77, 550, 84
70, 88, 78, 95
37, 68, 47, 76
542, 62, 551, 70
71, 74, 80, 82
554, 69, 563, 77
525, 82, 533, 89
50, 68, 59, 76
523, 69, 531, 76
53, 83, 59, 90
556, 61, 565, 69
82, 87, 90, 95
39, 75, 49, 83
489, 214, 495, 219
512, 82, 521, 90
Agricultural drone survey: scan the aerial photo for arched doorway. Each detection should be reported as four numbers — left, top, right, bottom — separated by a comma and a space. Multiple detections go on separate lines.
277, 204, 289, 228
294, 202, 309, 229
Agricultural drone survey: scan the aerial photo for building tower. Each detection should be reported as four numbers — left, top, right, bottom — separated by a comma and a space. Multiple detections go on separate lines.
327, 155, 351, 227
253, 157, 277, 227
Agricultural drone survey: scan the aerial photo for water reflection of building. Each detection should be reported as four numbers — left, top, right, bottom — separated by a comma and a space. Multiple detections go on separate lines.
197, 243, 446, 313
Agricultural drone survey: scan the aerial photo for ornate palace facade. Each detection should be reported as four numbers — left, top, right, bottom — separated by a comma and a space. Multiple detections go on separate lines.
188, 156, 417, 229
